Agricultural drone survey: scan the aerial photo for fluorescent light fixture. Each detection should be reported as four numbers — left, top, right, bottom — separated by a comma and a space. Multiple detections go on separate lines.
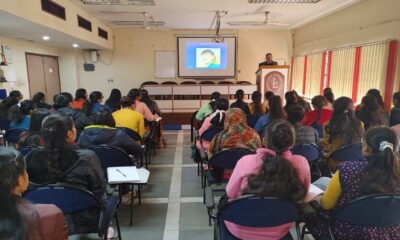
42, 36, 50, 41
72, 44, 79, 48
248, 0, 321, 3
81, 0, 155, 5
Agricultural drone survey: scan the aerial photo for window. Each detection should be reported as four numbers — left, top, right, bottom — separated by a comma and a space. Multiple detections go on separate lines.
77, 15, 92, 32
98, 27, 108, 40
41, 0, 66, 20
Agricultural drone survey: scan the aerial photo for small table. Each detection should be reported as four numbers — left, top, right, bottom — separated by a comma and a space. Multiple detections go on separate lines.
107, 167, 150, 226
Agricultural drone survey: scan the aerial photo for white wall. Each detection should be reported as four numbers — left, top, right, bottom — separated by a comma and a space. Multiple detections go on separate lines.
292, 0, 400, 93
62, 28, 292, 97
0, 37, 58, 99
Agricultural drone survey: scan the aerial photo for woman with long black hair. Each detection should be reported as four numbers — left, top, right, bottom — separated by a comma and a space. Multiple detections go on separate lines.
0, 147, 67, 240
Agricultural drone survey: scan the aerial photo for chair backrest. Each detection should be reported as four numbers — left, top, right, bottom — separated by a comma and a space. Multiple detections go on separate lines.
209, 148, 255, 169
118, 127, 142, 142
4, 128, 27, 144
0, 118, 10, 131
220, 195, 299, 227
86, 145, 131, 177
247, 114, 262, 128
0, 89, 7, 100
332, 194, 400, 227
18, 146, 37, 157
23, 184, 101, 215
291, 143, 321, 162
200, 126, 223, 142
311, 124, 323, 138
330, 143, 363, 163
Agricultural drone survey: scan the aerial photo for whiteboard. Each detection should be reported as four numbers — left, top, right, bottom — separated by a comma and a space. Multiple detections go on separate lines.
155, 51, 176, 78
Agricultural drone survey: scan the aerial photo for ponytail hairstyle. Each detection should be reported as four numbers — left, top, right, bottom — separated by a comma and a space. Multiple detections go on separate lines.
243, 120, 306, 202
19, 108, 51, 147
53, 94, 72, 109
208, 91, 221, 110
268, 95, 286, 121
84, 91, 103, 116
332, 97, 353, 118
8, 100, 35, 124
328, 113, 364, 145
360, 126, 400, 195
0, 147, 28, 240
210, 98, 229, 127
40, 113, 79, 180
251, 91, 263, 115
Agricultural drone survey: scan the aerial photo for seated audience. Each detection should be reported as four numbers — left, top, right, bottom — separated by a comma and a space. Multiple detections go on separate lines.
284, 90, 298, 113
113, 96, 145, 139
304, 126, 400, 239
287, 104, 319, 145
230, 89, 250, 115
301, 95, 332, 127
54, 93, 91, 135
389, 91, 400, 127
225, 120, 309, 239
356, 94, 388, 130
0, 147, 68, 240
324, 91, 334, 110
196, 98, 229, 151
71, 88, 88, 110
128, 89, 158, 122
195, 91, 221, 122
254, 95, 286, 133
141, 89, 162, 116
0, 90, 23, 119
9, 100, 35, 129
209, 108, 261, 156
263, 91, 274, 107
32, 92, 52, 109
84, 91, 110, 116
321, 97, 364, 161
26, 113, 105, 234
78, 109, 143, 157
249, 91, 267, 115
294, 90, 312, 112
105, 88, 122, 112
18, 108, 51, 147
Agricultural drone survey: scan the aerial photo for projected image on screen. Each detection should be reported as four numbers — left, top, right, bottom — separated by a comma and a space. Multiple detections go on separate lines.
196, 48, 221, 69
178, 37, 236, 78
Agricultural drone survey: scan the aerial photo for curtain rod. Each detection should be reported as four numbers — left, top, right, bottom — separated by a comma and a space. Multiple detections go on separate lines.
295, 38, 394, 57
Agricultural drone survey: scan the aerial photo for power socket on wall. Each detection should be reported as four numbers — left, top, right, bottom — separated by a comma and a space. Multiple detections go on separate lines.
107, 78, 114, 83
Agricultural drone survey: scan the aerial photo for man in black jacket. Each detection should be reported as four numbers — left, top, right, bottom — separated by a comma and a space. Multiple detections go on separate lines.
258, 53, 278, 67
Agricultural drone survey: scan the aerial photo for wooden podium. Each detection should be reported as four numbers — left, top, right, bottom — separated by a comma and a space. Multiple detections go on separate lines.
256, 65, 289, 102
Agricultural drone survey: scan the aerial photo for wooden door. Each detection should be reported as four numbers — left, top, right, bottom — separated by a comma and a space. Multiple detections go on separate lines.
26, 53, 61, 100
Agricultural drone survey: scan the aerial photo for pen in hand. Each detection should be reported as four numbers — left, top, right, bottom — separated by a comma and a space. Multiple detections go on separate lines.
116, 169, 127, 177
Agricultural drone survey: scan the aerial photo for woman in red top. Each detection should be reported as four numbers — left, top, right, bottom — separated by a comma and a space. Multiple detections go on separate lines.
301, 95, 332, 126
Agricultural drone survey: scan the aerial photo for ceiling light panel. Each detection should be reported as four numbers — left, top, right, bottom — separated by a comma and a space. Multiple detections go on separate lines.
81, 0, 155, 6
248, 0, 321, 3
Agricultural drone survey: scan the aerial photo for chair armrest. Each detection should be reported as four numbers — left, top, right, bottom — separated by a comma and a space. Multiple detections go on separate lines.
309, 201, 330, 220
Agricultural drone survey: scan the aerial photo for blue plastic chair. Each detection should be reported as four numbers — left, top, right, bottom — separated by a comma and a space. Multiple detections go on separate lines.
329, 143, 363, 163
23, 184, 121, 240
118, 127, 142, 143
0, 118, 10, 131
0, 89, 7, 100
301, 194, 400, 240
86, 145, 133, 178
4, 128, 27, 146
291, 143, 321, 163
201, 126, 223, 142
217, 195, 299, 240
18, 146, 37, 157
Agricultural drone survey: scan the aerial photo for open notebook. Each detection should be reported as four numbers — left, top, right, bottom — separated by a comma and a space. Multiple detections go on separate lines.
303, 184, 324, 203
107, 166, 140, 184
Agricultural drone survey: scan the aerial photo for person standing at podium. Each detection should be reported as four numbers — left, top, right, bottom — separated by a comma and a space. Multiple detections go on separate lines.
259, 53, 278, 67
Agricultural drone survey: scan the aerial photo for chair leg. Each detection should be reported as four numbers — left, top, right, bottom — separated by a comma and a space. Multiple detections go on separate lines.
130, 184, 134, 226
114, 213, 122, 240
138, 185, 142, 204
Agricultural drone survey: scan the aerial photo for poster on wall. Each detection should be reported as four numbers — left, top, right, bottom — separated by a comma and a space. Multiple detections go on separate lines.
1, 45, 13, 64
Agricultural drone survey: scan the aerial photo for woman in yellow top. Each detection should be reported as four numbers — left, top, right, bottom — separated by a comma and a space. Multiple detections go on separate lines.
112, 96, 145, 139
305, 126, 400, 239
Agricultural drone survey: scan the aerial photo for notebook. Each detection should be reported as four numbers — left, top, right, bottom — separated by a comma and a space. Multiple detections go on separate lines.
303, 184, 324, 203
107, 166, 140, 184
